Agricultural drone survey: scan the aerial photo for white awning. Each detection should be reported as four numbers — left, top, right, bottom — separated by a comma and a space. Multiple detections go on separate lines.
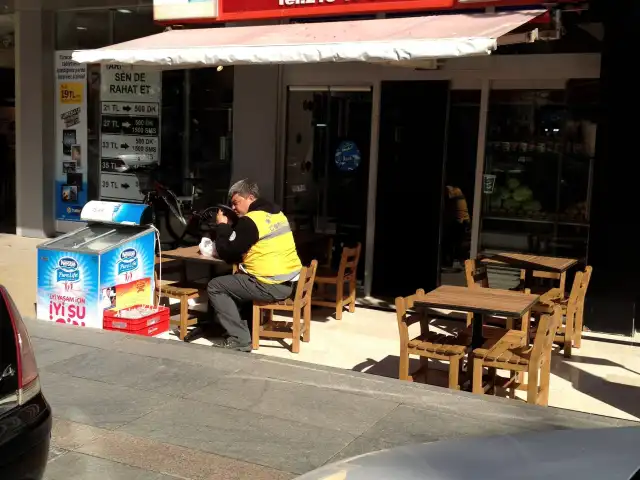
72, 10, 544, 67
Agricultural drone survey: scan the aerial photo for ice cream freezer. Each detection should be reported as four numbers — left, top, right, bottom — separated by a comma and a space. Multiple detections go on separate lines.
36, 201, 157, 329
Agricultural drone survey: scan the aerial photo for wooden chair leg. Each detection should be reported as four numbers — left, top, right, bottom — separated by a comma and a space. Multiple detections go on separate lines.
291, 309, 301, 353
574, 311, 584, 348
335, 284, 344, 320
252, 305, 261, 350
539, 354, 552, 406
179, 296, 188, 341
303, 301, 311, 343
448, 356, 461, 390
348, 279, 357, 313
563, 313, 573, 359
472, 358, 484, 394
399, 345, 410, 381
526, 366, 539, 405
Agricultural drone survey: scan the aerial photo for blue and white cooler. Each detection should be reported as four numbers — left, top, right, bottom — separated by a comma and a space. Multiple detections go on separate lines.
36, 201, 156, 329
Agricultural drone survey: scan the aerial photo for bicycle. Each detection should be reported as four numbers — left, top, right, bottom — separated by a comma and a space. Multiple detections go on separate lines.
123, 164, 219, 247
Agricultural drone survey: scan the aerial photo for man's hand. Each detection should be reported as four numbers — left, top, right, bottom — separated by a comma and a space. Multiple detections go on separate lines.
216, 209, 229, 225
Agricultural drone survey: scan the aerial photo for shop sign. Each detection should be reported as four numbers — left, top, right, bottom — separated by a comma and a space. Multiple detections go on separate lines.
153, 0, 576, 23
154, 0, 218, 22
154, 0, 452, 22
100, 65, 161, 203
100, 172, 146, 203
54, 51, 88, 222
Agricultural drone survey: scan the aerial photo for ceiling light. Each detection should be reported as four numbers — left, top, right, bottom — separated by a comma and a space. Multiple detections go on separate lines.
216, 66, 224, 72
117, 9, 132, 13
76, 26, 88, 31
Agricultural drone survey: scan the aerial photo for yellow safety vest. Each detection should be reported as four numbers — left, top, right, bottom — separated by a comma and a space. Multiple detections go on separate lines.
241, 211, 302, 284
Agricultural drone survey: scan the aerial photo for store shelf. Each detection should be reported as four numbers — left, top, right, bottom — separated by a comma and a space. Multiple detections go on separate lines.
483, 215, 590, 227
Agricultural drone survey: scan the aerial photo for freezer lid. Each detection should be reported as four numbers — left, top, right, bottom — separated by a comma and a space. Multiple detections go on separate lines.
38, 226, 116, 252
38, 225, 153, 253
79, 226, 154, 253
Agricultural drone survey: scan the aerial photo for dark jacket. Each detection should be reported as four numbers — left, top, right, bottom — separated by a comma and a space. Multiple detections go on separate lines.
214, 198, 282, 265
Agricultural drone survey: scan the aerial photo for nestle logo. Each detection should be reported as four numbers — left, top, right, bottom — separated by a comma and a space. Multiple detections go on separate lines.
120, 248, 137, 261
58, 257, 78, 270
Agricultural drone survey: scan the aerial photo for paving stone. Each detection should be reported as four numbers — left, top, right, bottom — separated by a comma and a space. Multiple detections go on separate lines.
40, 372, 174, 430
114, 334, 260, 372
44, 452, 181, 480
32, 337, 95, 368
186, 372, 399, 435
76, 428, 295, 480
121, 398, 356, 474
44, 349, 227, 397
51, 418, 109, 451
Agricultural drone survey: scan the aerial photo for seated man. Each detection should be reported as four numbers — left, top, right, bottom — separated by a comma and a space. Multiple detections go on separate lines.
202, 179, 302, 351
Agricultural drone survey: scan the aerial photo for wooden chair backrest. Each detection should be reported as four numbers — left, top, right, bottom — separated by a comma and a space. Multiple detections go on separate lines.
531, 304, 563, 363
395, 289, 426, 338
576, 265, 592, 317
338, 243, 362, 281
567, 272, 586, 322
294, 260, 318, 305
464, 259, 489, 288
520, 270, 561, 281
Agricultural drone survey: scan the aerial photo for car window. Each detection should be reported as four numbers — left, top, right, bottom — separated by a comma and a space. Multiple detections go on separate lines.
0, 290, 19, 397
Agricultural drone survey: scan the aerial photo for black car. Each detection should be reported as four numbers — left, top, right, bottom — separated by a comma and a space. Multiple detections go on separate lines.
0, 285, 52, 479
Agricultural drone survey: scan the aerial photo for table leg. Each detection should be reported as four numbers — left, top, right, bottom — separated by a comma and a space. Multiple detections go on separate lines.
471, 312, 485, 349
180, 261, 188, 283
520, 311, 531, 345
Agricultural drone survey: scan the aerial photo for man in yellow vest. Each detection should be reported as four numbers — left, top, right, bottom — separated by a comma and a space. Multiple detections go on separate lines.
200, 179, 302, 351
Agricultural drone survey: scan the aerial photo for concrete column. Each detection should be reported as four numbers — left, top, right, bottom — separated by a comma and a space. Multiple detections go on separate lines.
232, 65, 280, 201
14, 2, 55, 237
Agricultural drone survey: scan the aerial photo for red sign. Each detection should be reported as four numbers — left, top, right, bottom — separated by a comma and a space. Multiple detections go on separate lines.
217, 0, 453, 22
154, 0, 581, 23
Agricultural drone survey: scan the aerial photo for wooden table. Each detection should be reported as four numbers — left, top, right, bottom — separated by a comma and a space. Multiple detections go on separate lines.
480, 253, 578, 292
161, 245, 229, 281
415, 286, 539, 349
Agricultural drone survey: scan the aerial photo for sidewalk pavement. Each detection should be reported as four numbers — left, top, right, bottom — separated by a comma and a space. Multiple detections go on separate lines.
28, 319, 635, 480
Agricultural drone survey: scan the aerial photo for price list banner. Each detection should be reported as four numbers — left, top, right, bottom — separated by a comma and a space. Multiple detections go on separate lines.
55, 51, 88, 222
100, 65, 161, 202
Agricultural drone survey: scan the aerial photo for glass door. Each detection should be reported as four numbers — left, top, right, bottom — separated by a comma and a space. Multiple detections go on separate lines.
284, 86, 372, 276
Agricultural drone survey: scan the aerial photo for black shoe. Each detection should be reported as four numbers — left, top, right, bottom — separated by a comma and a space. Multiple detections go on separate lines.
183, 325, 209, 343
210, 337, 252, 352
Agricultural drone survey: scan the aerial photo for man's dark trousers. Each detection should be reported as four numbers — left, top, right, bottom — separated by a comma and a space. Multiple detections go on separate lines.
207, 273, 293, 346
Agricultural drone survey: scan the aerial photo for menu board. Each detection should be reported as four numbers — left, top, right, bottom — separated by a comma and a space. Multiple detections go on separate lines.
100, 65, 161, 203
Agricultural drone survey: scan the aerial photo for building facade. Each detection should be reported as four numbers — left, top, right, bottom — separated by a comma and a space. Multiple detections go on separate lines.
3, 0, 639, 337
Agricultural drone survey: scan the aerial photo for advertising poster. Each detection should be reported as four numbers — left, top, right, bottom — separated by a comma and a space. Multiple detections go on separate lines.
100, 64, 161, 203
55, 51, 88, 221
36, 249, 101, 328
99, 232, 155, 312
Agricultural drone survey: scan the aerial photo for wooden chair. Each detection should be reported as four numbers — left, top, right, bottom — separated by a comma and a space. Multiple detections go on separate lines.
472, 306, 562, 406
396, 289, 471, 390
312, 243, 361, 320
532, 267, 591, 358
154, 271, 202, 341
252, 260, 318, 353
519, 269, 563, 295
464, 259, 489, 289
464, 259, 527, 331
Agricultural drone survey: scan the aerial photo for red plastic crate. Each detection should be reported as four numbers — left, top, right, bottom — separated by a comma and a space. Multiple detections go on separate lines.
103, 304, 170, 337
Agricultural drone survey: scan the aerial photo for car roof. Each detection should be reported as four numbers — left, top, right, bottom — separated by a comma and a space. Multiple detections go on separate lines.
297, 427, 640, 480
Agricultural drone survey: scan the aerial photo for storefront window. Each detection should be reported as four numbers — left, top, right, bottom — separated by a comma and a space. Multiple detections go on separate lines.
284, 87, 372, 272
479, 82, 597, 287
440, 90, 480, 285
113, 7, 164, 43
55, 8, 234, 212
56, 10, 111, 50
